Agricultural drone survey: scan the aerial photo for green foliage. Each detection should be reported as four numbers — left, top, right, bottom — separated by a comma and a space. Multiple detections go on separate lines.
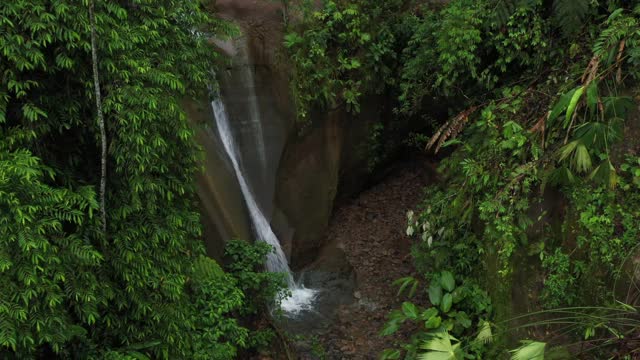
395, 0, 494, 111
540, 249, 581, 308
400, 0, 555, 113
280, 0, 640, 357
542, 167, 640, 308
551, 0, 593, 37
382, 272, 492, 359
401, 0, 640, 281
369, 0, 640, 358
407, 86, 546, 277
0, 150, 102, 356
224, 240, 289, 315
504, 303, 640, 359
363, 121, 388, 173
288, 334, 328, 360
0, 0, 281, 358
287, 0, 557, 116
427, 0, 487, 92
495, 0, 595, 37
188, 256, 248, 359
284, 0, 410, 119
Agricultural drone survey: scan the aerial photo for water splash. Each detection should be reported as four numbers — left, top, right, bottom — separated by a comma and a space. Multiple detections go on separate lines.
211, 98, 316, 314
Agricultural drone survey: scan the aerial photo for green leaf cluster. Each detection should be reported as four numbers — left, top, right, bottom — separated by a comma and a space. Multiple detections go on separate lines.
382, 272, 492, 359
284, 0, 410, 119
0, 0, 277, 358
367, 0, 640, 358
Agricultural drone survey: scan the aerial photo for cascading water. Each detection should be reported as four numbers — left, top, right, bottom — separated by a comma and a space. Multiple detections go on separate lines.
211, 98, 317, 314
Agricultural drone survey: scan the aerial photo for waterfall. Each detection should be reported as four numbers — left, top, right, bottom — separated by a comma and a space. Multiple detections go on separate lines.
211, 98, 316, 314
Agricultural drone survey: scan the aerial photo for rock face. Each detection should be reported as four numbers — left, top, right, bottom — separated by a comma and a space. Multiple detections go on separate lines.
276, 104, 380, 268
196, 0, 379, 267
185, 99, 252, 260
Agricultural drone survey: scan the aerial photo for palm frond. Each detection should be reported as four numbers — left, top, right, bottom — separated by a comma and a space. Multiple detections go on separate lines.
474, 321, 494, 345
418, 332, 462, 360
558, 140, 592, 174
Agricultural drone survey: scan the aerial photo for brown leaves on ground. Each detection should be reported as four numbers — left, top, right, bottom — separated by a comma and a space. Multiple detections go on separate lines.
314, 158, 436, 359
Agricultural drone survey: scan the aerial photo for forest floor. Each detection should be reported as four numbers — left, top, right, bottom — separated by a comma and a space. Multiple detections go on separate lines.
309, 157, 436, 359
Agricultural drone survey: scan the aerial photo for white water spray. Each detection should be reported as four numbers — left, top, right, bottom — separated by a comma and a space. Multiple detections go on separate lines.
211, 98, 316, 314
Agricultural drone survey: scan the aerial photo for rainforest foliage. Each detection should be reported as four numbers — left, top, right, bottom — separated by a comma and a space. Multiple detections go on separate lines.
286, 0, 640, 358
0, 0, 286, 359
4, 0, 640, 358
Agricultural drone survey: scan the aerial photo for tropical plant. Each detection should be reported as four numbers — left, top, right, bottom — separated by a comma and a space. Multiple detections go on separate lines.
0, 0, 281, 358
284, 0, 411, 119
495, 0, 594, 36
417, 332, 464, 360
504, 302, 640, 359
381, 272, 492, 359
369, 1, 640, 359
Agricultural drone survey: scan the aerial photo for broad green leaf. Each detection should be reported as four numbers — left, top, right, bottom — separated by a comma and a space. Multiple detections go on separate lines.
402, 302, 420, 320
421, 307, 439, 321
565, 86, 584, 127
441, 293, 453, 313
388, 309, 406, 322
409, 280, 419, 297
429, 283, 443, 306
451, 287, 464, 304
548, 88, 577, 124
381, 321, 400, 336
443, 318, 455, 331
381, 349, 402, 360
440, 271, 455, 292
425, 316, 442, 329
455, 311, 471, 328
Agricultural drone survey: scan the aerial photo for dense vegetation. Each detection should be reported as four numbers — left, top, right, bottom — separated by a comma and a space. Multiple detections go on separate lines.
0, 1, 286, 358
4, 0, 640, 358
285, 0, 640, 358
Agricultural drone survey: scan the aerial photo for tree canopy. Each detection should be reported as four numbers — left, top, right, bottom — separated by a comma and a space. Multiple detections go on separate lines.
0, 1, 282, 358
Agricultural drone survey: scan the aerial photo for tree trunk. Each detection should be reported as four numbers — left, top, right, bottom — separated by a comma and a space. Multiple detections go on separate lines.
89, 0, 107, 234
